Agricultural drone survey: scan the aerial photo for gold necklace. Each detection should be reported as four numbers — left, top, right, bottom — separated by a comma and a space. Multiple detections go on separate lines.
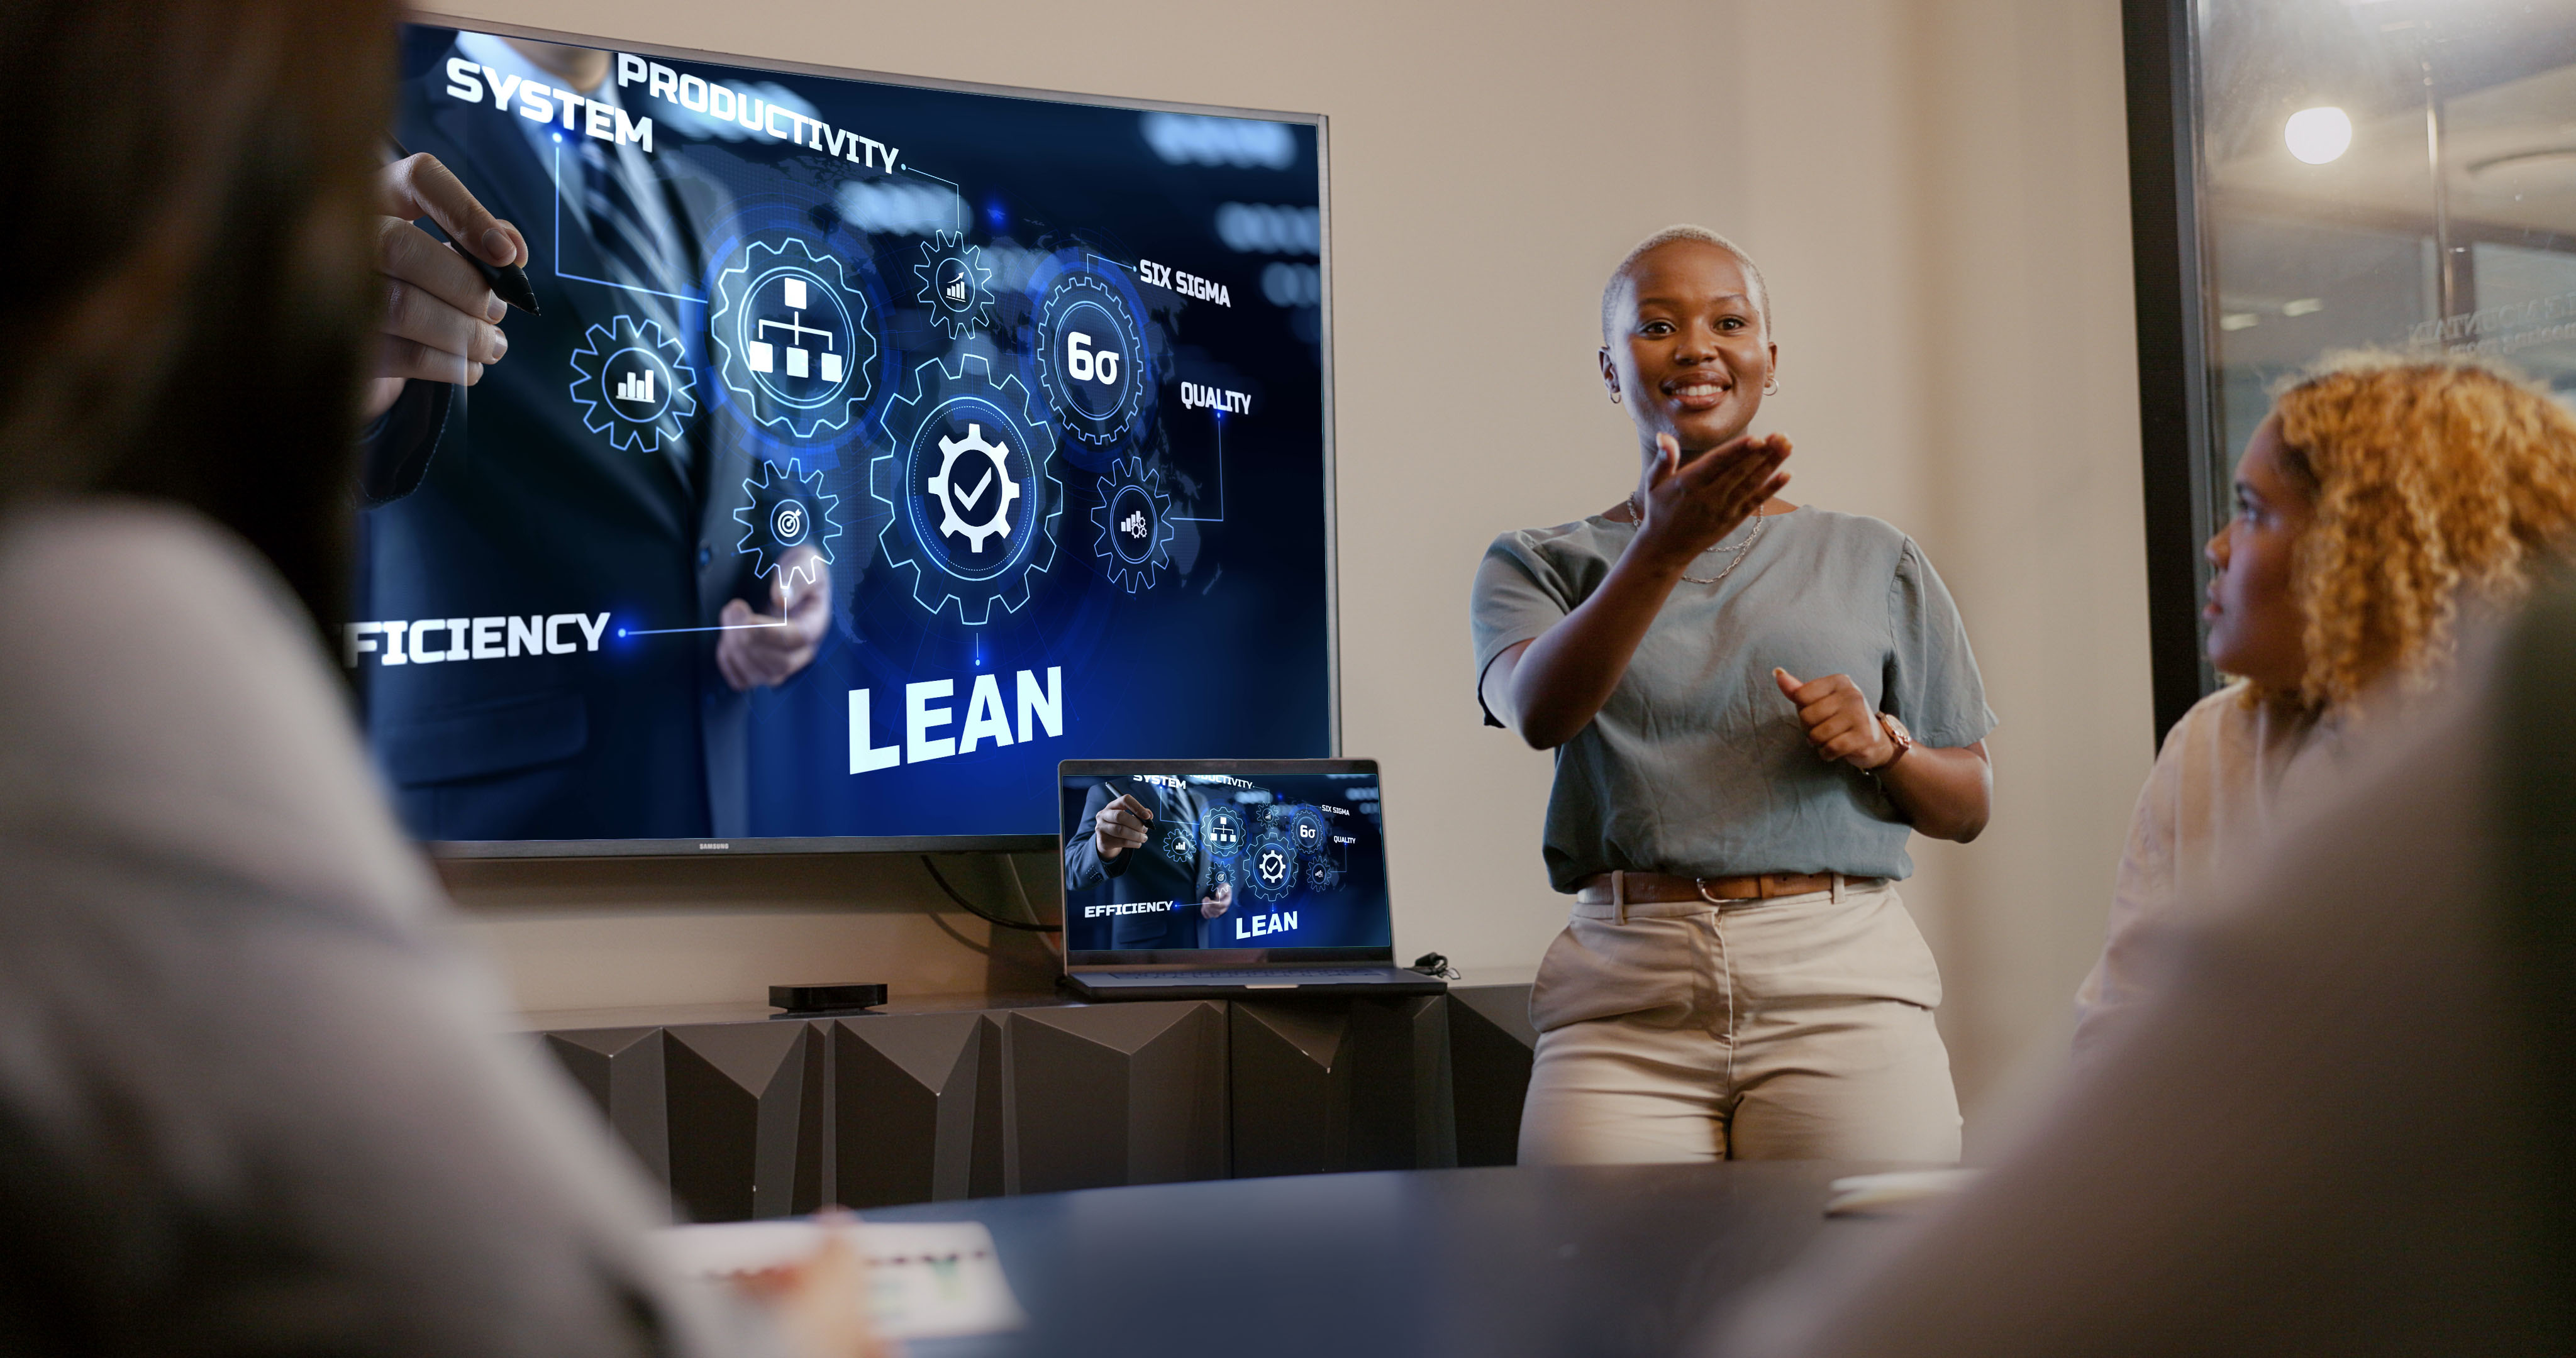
1626, 494, 1768, 586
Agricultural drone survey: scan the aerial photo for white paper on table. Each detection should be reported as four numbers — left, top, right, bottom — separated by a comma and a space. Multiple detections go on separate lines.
659, 1219, 1025, 1339
1822, 1168, 1983, 1217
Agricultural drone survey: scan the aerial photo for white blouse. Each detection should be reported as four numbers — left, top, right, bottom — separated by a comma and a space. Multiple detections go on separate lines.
2073, 682, 2345, 1053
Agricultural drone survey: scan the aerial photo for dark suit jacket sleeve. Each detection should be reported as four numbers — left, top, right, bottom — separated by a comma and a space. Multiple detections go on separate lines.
1063, 782, 1136, 892
355, 379, 453, 508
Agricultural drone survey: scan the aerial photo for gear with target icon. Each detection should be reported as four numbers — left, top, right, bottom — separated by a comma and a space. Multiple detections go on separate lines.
1246, 831, 1297, 903
869, 353, 1062, 626
731, 458, 841, 589
1091, 458, 1174, 593
567, 314, 698, 454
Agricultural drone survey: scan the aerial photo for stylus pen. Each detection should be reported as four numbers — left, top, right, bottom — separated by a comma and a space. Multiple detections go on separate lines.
385, 137, 541, 316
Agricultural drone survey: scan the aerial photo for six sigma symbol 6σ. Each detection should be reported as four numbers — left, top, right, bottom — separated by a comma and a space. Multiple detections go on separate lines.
709, 236, 878, 438
867, 353, 1063, 626
1090, 457, 1175, 593
732, 458, 843, 589
1035, 272, 1151, 446
914, 231, 994, 340
567, 315, 699, 454
1288, 805, 1329, 854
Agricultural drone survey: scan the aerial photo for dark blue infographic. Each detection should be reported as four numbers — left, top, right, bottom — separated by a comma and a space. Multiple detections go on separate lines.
352, 26, 1333, 844
1060, 771, 1389, 954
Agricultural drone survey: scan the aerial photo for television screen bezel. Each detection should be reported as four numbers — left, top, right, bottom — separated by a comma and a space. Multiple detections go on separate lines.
397, 11, 1340, 859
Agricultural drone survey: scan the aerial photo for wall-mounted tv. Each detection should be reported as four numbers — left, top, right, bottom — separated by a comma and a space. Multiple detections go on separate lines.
353, 16, 1336, 856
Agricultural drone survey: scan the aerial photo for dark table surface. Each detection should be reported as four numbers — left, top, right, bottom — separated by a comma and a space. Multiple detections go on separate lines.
878, 1161, 1892, 1358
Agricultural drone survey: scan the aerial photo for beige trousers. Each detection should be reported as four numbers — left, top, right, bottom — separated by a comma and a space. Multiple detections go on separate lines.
1517, 879, 1962, 1165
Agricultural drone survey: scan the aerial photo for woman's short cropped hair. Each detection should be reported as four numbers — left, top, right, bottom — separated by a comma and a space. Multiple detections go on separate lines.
2267, 351, 2576, 711
1601, 226, 1771, 343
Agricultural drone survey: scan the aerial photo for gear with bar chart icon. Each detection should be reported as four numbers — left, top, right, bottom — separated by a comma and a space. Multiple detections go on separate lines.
1089, 457, 1174, 593
731, 458, 841, 590
709, 236, 878, 438
567, 315, 698, 453
913, 231, 993, 340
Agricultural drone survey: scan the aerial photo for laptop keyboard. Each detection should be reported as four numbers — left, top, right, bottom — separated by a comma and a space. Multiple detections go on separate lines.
1091, 969, 1397, 983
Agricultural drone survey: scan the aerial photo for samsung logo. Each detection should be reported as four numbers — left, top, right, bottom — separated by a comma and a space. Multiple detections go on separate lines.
699, 842, 730, 851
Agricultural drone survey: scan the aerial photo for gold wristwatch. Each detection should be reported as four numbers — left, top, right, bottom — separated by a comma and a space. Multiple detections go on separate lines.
1873, 713, 1916, 773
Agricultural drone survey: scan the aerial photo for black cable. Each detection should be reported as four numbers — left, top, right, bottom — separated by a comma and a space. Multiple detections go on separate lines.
919, 855, 1062, 932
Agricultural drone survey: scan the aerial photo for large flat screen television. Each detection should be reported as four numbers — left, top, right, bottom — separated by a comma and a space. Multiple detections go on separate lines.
354, 17, 1336, 856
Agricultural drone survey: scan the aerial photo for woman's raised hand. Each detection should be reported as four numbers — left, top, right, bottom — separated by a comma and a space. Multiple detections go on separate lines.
1633, 431, 1792, 567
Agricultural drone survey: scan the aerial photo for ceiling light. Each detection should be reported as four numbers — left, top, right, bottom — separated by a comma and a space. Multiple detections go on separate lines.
2285, 107, 2353, 165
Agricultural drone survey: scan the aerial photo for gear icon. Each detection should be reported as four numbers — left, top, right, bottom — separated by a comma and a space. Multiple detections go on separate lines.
709, 236, 877, 438
914, 232, 993, 339
1287, 805, 1329, 856
869, 353, 1063, 626
1248, 832, 1297, 903
567, 315, 698, 453
1202, 805, 1246, 860
928, 424, 1021, 553
1158, 822, 1197, 868
731, 458, 841, 589
1035, 271, 1152, 446
1305, 857, 1340, 892
1089, 457, 1175, 593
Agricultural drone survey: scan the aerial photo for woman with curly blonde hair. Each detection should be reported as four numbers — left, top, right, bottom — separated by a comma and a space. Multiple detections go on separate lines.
2074, 354, 2576, 1051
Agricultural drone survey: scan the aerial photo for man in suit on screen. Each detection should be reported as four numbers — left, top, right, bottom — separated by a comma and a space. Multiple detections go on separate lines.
358, 31, 828, 841
1064, 778, 1237, 951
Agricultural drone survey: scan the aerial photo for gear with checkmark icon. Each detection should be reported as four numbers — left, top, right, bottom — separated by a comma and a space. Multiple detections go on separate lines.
928, 424, 1019, 553
869, 353, 1062, 625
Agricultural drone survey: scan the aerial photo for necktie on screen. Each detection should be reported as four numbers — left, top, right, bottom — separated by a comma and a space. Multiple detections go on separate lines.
577, 137, 698, 483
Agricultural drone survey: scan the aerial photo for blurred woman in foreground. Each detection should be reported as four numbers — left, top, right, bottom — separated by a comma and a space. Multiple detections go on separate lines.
2077, 354, 2576, 1051
0, 2, 871, 1353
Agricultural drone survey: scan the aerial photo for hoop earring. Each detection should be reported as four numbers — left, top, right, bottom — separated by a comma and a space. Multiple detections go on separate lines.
1609, 392, 1622, 405
1762, 376, 1780, 396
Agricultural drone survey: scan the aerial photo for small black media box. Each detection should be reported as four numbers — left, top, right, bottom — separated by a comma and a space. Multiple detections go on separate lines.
767, 983, 889, 1015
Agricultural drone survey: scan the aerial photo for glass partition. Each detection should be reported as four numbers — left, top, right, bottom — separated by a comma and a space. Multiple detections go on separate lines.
2125, 0, 2576, 732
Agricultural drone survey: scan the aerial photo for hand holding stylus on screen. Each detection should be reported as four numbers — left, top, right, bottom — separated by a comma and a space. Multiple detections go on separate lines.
1092, 794, 1152, 861
364, 152, 527, 421
716, 549, 831, 691
1200, 881, 1234, 919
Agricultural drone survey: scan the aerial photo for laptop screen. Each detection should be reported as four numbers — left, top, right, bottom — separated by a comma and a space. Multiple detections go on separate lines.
1059, 760, 1392, 966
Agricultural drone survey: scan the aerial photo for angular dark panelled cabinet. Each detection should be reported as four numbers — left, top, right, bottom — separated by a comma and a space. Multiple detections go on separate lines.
1445, 985, 1540, 1168
535, 985, 1536, 1222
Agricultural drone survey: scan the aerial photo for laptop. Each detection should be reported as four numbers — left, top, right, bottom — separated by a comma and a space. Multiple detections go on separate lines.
1057, 759, 1448, 1000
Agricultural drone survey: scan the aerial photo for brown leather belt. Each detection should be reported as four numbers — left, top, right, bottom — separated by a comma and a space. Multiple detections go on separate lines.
1573, 869, 1884, 905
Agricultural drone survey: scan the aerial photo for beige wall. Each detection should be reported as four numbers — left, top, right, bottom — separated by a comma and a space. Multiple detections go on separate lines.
431, 0, 2152, 1122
